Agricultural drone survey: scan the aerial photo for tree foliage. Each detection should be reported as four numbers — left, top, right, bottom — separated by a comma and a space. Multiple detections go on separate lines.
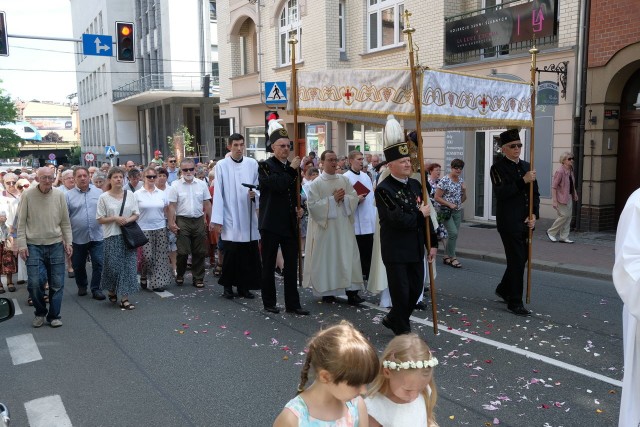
68, 145, 81, 165
0, 82, 21, 158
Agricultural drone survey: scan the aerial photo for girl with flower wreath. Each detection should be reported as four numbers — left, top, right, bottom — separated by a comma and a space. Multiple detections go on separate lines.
273, 321, 379, 427
365, 334, 439, 427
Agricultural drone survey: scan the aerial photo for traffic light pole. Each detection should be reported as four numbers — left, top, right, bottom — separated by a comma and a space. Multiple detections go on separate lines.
7, 33, 82, 42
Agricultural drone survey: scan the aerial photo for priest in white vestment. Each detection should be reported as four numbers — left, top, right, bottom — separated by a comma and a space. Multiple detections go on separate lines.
211, 133, 261, 299
613, 188, 640, 427
302, 150, 364, 305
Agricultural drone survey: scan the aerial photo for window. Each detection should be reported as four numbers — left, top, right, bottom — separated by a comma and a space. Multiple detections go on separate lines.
245, 126, 268, 161
481, 0, 509, 59
338, 0, 346, 52
367, 0, 404, 52
279, 0, 302, 66
346, 123, 383, 153
209, 1, 217, 21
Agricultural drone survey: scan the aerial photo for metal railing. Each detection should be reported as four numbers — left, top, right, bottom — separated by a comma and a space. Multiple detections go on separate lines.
112, 74, 221, 102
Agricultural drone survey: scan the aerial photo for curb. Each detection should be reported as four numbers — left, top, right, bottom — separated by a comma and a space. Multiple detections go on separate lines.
456, 248, 612, 281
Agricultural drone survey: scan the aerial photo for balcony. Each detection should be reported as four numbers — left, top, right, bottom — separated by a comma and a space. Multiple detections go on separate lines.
229, 72, 260, 101
444, 0, 558, 66
112, 74, 220, 105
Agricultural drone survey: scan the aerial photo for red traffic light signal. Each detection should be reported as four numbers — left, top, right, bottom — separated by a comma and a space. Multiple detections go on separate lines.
0, 12, 8, 57
116, 21, 134, 62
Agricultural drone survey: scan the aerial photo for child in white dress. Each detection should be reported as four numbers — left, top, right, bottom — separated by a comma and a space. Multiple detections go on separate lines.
273, 321, 379, 427
365, 334, 439, 427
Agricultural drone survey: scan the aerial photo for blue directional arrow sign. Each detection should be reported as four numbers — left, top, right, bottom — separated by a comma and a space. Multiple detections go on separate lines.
82, 34, 113, 57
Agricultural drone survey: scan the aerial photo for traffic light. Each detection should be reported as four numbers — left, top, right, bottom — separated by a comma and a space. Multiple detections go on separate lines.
0, 12, 8, 56
203, 75, 210, 98
115, 21, 134, 62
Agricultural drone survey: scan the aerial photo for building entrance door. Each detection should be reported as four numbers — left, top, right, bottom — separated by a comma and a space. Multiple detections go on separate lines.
616, 115, 640, 219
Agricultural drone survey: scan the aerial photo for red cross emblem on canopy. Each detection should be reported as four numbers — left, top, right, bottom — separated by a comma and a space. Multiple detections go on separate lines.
343, 88, 354, 105
479, 95, 490, 115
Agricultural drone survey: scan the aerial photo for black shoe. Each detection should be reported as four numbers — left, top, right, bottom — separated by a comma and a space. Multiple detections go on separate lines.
349, 293, 365, 304
495, 289, 508, 304
347, 295, 363, 306
264, 306, 280, 314
222, 287, 235, 299
239, 291, 255, 299
68, 271, 75, 278
274, 267, 284, 277
381, 316, 396, 333
322, 296, 338, 303
78, 288, 88, 296
92, 291, 106, 300
508, 304, 532, 316
285, 308, 310, 315
415, 301, 427, 310
153, 287, 166, 292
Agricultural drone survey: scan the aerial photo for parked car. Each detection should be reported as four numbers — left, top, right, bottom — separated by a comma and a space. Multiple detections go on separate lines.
0, 297, 15, 427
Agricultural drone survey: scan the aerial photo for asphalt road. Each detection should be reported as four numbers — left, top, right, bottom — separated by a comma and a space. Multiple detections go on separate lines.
1, 257, 623, 427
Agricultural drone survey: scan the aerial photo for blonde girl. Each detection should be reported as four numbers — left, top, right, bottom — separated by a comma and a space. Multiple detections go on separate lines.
274, 321, 379, 427
365, 334, 439, 427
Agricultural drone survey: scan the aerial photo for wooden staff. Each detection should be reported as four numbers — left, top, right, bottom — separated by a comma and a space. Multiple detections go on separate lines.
288, 36, 303, 286
526, 45, 539, 304
403, 10, 438, 335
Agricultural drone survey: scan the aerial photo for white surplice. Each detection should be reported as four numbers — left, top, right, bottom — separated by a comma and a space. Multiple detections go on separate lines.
211, 156, 260, 242
302, 172, 363, 295
342, 169, 376, 235
613, 188, 640, 427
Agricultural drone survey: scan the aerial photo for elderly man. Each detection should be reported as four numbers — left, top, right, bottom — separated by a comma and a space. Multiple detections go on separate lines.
17, 167, 73, 328
375, 116, 437, 335
168, 158, 212, 288
66, 167, 105, 300
258, 119, 309, 315
88, 166, 98, 180
166, 156, 179, 185
57, 169, 75, 193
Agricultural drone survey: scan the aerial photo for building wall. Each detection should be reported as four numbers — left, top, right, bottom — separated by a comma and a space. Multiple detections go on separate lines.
588, 0, 640, 67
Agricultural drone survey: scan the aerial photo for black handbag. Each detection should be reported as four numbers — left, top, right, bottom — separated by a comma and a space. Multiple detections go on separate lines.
119, 190, 148, 249
438, 205, 452, 221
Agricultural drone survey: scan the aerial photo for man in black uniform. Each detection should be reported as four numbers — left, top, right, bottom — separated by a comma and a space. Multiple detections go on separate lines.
375, 116, 438, 335
490, 129, 540, 316
258, 121, 309, 315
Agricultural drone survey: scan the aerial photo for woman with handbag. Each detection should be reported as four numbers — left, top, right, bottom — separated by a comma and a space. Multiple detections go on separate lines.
96, 167, 140, 310
435, 159, 467, 268
135, 167, 172, 292
546, 152, 579, 243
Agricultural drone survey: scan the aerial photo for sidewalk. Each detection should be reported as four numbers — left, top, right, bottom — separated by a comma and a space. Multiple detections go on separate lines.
454, 219, 615, 281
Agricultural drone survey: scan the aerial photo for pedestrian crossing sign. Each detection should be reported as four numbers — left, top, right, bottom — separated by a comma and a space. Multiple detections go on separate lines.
105, 145, 116, 156
265, 81, 287, 105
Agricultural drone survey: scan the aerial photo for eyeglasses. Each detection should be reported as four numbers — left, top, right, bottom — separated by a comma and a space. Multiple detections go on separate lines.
4, 181, 15, 185
567, 157, 574, 160
145, 175, 157, 179
452, 166, 464, 170
168, 160, 176, 163
19, 184, 29, 189
181, 168, 195, 172
506, 143, 523, 149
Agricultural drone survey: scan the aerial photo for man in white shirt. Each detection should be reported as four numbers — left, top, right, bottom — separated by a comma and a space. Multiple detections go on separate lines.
168, 159, 212, 288
211, 134, 261, 299
343, 150, 376, 294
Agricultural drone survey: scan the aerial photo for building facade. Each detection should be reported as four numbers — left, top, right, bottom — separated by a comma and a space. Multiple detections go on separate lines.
217, 0, 581, 223
70, 0, 227, 166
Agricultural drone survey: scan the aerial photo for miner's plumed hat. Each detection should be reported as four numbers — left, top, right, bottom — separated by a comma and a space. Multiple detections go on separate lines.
382, 115, 410, 163
266, 113, 289, 153
499, 129, 521, 146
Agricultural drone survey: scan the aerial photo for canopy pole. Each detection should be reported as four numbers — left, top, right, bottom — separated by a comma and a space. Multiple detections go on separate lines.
403, 10, 438, 335
288, 36, 304, 287
526, 45, 539, 304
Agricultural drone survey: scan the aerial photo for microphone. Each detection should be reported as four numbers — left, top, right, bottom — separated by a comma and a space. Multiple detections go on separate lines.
241, 183, 259, 190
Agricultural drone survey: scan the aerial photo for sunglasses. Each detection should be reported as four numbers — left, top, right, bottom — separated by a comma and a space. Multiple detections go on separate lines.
506, 143, 523, 149
181, 168, 195, 172
5, 181, 15, 185
169, 160, 176, 163
145, 175, 157, 179
567, 157, 574, 160
452, 166, 464, 170
19, 184, 29, 189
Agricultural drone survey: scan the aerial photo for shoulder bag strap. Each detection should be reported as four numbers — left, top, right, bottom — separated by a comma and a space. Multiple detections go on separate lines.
119, 190, 127, 216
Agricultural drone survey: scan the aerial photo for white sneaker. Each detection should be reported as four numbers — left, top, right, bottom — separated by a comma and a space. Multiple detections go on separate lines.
32, 316, 45, 328
560, 239, 574, 244
546, 231, 557, 242
49, 319, 63, 328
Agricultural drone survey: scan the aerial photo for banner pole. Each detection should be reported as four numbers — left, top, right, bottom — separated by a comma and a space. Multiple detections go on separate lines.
403, 10, 438, 335
526, 45, 539, 305
288, 36, 303, 286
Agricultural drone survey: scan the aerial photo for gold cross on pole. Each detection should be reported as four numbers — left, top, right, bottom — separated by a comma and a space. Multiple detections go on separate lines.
403, 9, 412, 29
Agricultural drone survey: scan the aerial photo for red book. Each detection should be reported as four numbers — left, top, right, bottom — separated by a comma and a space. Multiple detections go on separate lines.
353, 181, 370, 197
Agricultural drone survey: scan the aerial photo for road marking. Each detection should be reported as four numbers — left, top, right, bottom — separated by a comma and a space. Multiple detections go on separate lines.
363, 301, 623, 388
25, 395, 73, 427
6, 333, 42, 365
155, 290, 174, 298
12, 298, 22, 315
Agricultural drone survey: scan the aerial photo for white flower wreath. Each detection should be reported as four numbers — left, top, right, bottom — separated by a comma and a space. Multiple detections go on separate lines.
383, 357, 439, 371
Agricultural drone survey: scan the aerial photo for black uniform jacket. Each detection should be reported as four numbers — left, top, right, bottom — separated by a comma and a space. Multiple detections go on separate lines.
258, 156, 299, 238
375, 176, 437, 264
490, 156, 541, 234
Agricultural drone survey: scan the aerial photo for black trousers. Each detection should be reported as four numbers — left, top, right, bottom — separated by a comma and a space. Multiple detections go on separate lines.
355, 234, 374, 280
260, 230, 302, 310
496, 230, 528, 306
385, 261, 423, 334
